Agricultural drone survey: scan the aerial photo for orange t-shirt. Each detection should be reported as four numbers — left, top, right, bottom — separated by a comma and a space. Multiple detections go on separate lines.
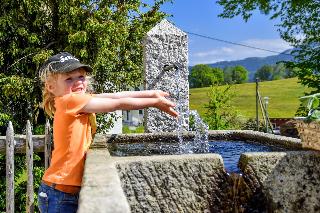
42, 93, 95, 186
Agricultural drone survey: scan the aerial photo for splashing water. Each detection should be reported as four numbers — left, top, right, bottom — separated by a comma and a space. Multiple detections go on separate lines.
189, 110, 209, 153
172, 64, 209, 154
176, 110, 209, 154
174, 65, 192, 153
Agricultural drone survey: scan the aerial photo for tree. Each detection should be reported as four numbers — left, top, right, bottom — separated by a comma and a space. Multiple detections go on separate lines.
217, 0, 320, 92
255, 65, 273, 81
204, 84, 243, 130
212, 67, 225, 83
223, 65, 248, 84
0, 1, 171, 212
223, 66, 233, 84
273, 62, 297, 80
272, 63, 286, 80
254, 63, 297, 81
0, 0, 169, 134
232, 65, 248, 83
189, 64, 224, 88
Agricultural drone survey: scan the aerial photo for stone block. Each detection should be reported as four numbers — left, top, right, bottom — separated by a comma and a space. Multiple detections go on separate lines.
116, 154, 228, 212
143, 19, 189, 132
239, 151, 320, 212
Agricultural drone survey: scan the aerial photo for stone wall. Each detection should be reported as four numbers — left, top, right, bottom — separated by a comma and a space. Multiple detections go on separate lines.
295, 120, 320, 150
116, 154, 228, 213
78, 149, 131, 213
239, 151, 320, 212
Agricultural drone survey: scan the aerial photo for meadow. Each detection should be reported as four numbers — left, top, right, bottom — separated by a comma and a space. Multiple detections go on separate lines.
190, 78, 312, 119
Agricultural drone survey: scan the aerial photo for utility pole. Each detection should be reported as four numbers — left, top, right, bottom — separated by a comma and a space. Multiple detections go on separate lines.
256, 78, 259, 131
264, 96, 269, 133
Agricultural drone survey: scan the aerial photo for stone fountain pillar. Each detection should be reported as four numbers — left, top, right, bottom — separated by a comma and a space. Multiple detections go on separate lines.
143, 19, 189, 132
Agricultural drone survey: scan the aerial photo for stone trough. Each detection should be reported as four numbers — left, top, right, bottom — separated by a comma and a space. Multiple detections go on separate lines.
77, 130, 320, 213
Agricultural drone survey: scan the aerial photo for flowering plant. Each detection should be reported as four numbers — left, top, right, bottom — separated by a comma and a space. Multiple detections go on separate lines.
300, 93, 320, 122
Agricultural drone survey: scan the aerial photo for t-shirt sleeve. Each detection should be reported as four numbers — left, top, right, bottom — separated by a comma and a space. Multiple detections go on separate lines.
64, 94, 93, 116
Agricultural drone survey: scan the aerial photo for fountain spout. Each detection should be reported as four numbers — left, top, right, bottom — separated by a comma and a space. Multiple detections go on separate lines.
163, 64, 178, 72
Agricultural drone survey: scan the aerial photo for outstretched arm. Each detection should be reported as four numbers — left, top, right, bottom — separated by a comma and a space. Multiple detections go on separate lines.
81, 95, 178, 117
94, 90, 169, 99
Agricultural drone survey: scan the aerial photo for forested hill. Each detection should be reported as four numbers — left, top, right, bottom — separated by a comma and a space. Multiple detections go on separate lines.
207, 49, 294, 81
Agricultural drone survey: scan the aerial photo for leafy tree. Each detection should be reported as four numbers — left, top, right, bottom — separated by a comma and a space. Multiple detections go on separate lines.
255, 65, 274, 81
284, 66, 298, 79
0, 0, 170, 134
217, 0, 320, 92
212, 67, 224, 83
189, 64, 224, 88
0, 1, 170, 212
232, 65, 248, 83
204, 84, 243, 130
223, 65, 248, 84
273, 62, 297, 80
223, 66, 233, 84
254, 63, 297, 81
272, 63, 286, 80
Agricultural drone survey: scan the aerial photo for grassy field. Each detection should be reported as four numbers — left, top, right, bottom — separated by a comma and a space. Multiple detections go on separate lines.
190, 78, 312, 119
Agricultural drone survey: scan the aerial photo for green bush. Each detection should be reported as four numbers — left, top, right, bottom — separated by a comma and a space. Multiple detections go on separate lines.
204, 84, 244, 130
241, 118, 268, 132
299, 93, 320, 122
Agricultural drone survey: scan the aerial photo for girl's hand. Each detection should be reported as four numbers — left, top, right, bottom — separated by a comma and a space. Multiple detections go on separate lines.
155, 96, 179, 117
153, 90, 170, 99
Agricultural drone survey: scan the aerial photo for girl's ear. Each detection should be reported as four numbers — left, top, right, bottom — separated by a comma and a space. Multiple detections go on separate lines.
46, 82, 56, 94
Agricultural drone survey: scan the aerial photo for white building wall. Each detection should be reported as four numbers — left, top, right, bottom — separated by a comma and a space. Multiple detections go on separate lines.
106, 110, 123, 134
122, 86, 144, 126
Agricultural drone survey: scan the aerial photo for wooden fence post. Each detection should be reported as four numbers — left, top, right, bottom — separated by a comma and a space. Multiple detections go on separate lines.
6, 121, 14, 213
26, 121, 34, 213
45, 119, 52, 169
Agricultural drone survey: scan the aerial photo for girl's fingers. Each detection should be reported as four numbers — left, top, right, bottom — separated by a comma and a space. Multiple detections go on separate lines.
162, 91, 169, 97
168, 107, 179, 117
158, 96, 174, 106
156, 96, 178, 117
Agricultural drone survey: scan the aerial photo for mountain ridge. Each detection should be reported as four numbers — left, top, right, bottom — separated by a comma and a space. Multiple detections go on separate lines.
192, 49, 294, 81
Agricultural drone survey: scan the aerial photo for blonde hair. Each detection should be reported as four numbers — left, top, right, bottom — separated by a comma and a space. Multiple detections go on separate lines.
39, 63, 91, 117
39, 64, 59, 117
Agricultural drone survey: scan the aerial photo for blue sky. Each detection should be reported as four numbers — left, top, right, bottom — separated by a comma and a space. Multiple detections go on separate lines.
150, 0, 292, 65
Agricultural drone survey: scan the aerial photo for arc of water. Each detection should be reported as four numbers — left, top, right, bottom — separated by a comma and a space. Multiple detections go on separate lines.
189, 110, 209, 153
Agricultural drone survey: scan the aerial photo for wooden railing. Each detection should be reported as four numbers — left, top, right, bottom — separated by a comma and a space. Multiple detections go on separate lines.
0, 120, 52, 213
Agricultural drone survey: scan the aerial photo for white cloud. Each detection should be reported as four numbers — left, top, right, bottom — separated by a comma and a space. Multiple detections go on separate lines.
189, 38, 292, 66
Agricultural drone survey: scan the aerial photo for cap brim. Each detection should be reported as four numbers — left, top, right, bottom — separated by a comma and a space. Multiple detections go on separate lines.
57, 61, 93, 73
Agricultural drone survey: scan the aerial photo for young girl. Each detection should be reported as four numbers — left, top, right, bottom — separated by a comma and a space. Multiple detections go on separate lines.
38, 52, 178, 213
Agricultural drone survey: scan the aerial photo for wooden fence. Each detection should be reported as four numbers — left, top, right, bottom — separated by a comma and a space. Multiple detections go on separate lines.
0, 120, 52, 213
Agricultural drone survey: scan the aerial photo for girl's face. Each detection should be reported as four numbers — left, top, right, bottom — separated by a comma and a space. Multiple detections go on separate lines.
47, 68, 88, 97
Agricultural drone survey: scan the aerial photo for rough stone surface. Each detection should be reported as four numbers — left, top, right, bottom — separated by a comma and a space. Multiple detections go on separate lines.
280, 120, 299, 138
77, 149, 131, 213
143, 19, 189, 132
78, 132, 320, 212
239, 151, 320, 212
295, 120, 320, 150
116, 154, 228, 213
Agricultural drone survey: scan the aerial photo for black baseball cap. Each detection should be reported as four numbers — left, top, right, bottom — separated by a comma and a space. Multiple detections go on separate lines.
40, 52, 93, 73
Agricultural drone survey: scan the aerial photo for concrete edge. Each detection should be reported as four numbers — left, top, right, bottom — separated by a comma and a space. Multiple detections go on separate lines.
78, 149, 131, 213
91, 130, 302, 150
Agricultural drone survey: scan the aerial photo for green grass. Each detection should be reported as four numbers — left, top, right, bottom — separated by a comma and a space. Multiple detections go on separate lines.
190, 78, 312, 119
122, 125, 144, 133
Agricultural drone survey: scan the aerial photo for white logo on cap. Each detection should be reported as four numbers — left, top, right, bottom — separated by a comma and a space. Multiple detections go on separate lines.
59, 55, 79, 63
